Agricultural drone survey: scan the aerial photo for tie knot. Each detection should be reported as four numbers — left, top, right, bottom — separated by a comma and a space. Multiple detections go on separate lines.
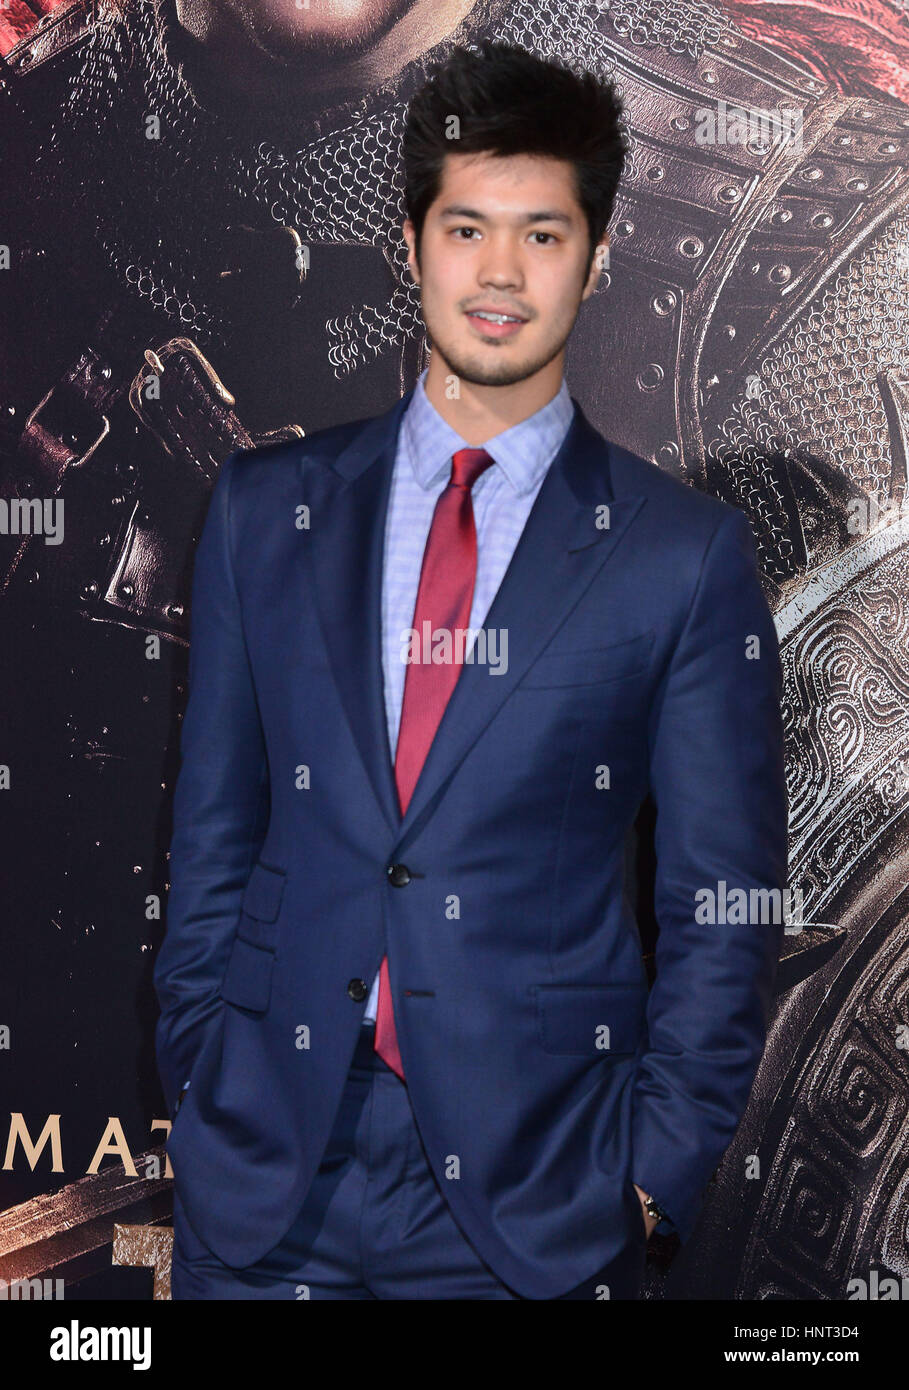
450, 447, 494, 491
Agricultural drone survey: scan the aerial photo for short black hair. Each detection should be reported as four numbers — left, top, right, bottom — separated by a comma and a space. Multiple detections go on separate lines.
402, 40, 627, 268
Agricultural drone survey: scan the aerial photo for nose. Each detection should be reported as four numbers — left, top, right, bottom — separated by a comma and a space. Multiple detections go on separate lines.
475, 232, 525, 293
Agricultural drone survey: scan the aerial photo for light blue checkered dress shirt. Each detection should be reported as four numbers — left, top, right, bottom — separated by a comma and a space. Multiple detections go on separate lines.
363, 366, 576, 1022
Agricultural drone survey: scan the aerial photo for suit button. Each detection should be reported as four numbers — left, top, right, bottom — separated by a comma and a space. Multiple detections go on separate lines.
387, 863, 411, 887
347, 978, 368, 1002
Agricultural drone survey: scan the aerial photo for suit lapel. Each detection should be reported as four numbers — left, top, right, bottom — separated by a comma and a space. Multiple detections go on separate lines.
301, 391, 412, 835
301, 390, 647, 845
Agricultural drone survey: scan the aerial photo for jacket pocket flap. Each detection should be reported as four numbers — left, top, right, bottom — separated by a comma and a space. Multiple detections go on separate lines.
220, 937, 275, 1012
518, 632, 653, 689
533, 983, 648, 1055
240, 862, 286, 923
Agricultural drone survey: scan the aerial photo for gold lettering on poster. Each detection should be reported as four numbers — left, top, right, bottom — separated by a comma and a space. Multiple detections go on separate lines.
3, 1115, 175, 1175
87, 1119, 138, 1177
3, 1114, 63, 1172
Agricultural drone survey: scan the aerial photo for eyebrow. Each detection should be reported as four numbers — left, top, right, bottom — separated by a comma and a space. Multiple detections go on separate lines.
437, 204, 575, 227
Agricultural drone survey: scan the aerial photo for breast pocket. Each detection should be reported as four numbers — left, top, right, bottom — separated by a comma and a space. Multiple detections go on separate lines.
220, 862, 287, 1013
517, 631, 654, 690
532, 983, 648, 1056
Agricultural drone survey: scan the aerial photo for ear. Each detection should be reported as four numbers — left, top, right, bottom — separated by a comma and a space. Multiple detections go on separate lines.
581, 235, 609, 301
402, 217, 421, 285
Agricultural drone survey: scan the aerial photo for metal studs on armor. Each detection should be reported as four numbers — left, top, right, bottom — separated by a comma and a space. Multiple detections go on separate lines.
636, 364, 665, 391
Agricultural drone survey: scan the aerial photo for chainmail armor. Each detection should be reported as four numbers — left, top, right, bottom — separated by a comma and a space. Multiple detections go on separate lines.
25, 0, 907, 592
39, 0, 740, 373
704, 209, 909, 580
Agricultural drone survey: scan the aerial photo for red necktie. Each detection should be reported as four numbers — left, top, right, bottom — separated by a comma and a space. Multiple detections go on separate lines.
374, 447, 495, 1078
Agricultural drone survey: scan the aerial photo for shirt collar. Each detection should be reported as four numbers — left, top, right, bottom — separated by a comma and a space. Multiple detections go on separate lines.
401, 366, 575, 497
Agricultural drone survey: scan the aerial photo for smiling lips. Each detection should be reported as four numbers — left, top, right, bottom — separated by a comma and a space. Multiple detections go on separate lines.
465, 307, 527, 338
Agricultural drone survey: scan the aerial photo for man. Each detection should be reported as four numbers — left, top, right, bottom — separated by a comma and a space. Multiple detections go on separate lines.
155, 40, 789, 1300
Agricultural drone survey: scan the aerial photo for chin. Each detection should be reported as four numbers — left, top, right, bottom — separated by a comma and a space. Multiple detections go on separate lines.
454, 362, 541, 388
433, 338, 559, 389
240, 0, 414, 54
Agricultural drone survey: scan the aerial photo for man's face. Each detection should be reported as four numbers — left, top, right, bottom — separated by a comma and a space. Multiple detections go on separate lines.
176, 0, 481, 104
190, 0, 443, 58
403, 152, 605, 389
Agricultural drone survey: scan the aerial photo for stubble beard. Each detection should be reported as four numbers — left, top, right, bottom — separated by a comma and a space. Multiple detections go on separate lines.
425, 323, 571, 389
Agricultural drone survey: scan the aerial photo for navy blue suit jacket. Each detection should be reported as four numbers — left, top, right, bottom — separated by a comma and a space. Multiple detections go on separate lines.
154, 387, 788, 1299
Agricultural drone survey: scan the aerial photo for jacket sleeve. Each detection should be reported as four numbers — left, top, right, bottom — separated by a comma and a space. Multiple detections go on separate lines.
631, 506, 789, 1242
153, 451, 270, 1118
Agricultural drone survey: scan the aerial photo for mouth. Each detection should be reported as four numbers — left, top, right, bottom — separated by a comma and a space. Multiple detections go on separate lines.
464, 308, 527, 339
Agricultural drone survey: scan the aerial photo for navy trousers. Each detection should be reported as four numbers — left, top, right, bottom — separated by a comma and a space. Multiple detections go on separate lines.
171, 1023, 646, 1300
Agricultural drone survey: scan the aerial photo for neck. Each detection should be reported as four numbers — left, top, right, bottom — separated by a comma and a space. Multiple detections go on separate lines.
422, 351, 566, 444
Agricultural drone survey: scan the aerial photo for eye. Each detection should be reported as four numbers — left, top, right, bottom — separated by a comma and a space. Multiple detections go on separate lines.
530, 231, 558, 245
452, 226, 480, 239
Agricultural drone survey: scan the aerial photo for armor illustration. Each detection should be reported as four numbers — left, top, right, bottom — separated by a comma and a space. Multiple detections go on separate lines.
0, 0, 907, 1298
